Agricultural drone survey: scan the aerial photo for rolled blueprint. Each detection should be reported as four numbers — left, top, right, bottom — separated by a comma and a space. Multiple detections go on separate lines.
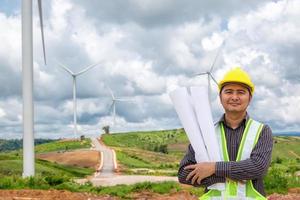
170, 86, 225, 191
190, 86, 221, 161
169, 87, 209, 162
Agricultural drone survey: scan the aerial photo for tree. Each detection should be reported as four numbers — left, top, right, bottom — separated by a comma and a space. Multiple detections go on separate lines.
102, 126, 110, 134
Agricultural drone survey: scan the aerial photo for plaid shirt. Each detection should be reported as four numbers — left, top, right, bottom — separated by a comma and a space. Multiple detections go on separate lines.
177, 114, 273, 196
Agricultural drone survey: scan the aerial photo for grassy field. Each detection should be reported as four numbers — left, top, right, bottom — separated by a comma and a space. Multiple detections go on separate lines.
102, 129, 187, 176
0, 136, 202, 198
0, 139, 94, 178
272, 136, 300, 159
102, 129, 300, 194
35, 138, 91, 153
0, 177, 192, 199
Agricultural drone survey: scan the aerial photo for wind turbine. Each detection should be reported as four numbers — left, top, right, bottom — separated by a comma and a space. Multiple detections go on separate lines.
107, 86, 134, 125
22, 0, 46, 177
195, 41, 225, 102
57, 62, 100, 139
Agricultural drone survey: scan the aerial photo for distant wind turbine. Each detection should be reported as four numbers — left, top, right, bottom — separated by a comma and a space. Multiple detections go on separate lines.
22, 0, 47, 177
195, 41, 226, 102
107, 86, 134, 125
57, 62, 100, 138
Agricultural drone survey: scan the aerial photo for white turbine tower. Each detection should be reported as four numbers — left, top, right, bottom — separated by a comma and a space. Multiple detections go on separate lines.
195, 41, 225, 102
22, 0, 46, 177
107, 87, 134, 125
57, 62, 100, 139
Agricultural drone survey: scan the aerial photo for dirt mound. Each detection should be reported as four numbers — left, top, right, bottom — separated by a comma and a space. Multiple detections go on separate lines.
36, 150, 100, 169
0, 189, 116, 200
268, 193, 300, 200
268, 188, 300, 200
0, 190, 198, 200
1, 189, 300, 200
132, 190, 198, 200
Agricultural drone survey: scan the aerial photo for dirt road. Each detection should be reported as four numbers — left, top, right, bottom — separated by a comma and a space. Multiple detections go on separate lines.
91, 137, 115, 177
89, 137, 178, 186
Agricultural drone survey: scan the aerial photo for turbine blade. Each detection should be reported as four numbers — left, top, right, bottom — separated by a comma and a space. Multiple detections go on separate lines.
107, 86, 115, 99
195, 72, 208, 76
208, 75, 211, 97
76, 63, 100, 76
38, 0, 46, 65
210, 73, 218, 85
56, 61, 74, 75
209, 40, 226, 73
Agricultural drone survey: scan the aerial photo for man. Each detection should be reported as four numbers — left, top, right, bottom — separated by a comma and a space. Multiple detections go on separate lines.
178, 67, 273, 199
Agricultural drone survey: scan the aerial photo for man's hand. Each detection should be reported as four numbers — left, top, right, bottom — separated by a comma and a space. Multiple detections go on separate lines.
184, 162, 216, 185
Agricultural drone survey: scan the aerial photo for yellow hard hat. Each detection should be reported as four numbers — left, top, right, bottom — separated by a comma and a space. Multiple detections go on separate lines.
218, 67, 255, 95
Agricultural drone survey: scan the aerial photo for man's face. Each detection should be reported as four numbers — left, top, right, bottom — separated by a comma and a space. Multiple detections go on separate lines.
220, 83, 251, 114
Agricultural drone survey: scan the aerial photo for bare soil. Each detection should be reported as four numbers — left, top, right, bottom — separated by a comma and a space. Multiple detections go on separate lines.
168, 143, 188, 152
267, 188, 300, 200
268, 193, 300, 200
36, 150, 100, 169
0, 189, 116, 200
0, 189, 299, 200
0, 189, 199, 200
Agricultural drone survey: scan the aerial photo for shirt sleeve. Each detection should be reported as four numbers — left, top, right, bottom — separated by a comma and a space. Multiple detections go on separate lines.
178, 144, 225, 187
215, 124, 273, 181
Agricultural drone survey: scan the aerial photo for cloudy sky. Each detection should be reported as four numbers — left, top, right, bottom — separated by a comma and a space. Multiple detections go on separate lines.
0, 0, 299, 139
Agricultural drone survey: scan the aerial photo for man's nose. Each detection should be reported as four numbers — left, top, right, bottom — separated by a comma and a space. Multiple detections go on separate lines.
231, 93, 239, 101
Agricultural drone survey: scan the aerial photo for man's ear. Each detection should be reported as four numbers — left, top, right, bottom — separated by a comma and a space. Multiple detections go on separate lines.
249, 94, 252, 103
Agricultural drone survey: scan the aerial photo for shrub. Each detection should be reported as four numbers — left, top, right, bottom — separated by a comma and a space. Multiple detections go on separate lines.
45, 175, 69, 186
275, 157, 283, 164
159, 144, 168, 154
264, 166, 288, 194
0, 176, 12, 189
151, 181, 180, 194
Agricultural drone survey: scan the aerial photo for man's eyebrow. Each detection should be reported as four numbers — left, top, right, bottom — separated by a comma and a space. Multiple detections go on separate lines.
237, 89, 247, 92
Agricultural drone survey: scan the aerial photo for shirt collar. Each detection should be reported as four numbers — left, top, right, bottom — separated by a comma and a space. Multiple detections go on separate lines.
217, 112, 250, 128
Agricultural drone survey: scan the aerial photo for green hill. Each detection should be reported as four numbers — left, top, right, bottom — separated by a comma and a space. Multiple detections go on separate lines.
0, 139, 55, 152
103, 129, 300, 161
0, 138, 93, 178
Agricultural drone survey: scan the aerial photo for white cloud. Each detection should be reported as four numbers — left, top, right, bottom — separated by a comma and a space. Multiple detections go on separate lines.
0, 107, 6, 118
202, 33, 224, 51
1, 0, 300, 138
0, 13, 21, 72
49, 0, 73, 34
107, 60, 166, 94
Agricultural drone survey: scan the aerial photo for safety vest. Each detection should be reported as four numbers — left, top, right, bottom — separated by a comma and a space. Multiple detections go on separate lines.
200, 118, 267, 200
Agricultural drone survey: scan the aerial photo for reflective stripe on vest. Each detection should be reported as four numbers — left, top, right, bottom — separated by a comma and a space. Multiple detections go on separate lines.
200, 119, 266, 200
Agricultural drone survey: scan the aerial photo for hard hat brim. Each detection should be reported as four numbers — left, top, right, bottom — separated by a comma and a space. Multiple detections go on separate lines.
219, 82, 253, 95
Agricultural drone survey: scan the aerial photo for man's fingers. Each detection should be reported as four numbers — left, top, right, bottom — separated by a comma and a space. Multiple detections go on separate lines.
186, 169, 196, 181
184, 164, 196, 170
197, 176, 202, 184
191, 173, 198, 184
